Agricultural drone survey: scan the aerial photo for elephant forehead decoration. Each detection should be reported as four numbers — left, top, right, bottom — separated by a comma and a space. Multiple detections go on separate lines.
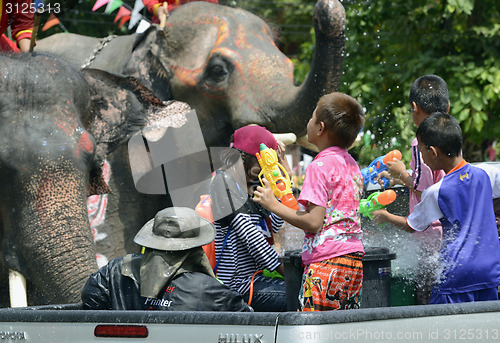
166, 4, 294, 106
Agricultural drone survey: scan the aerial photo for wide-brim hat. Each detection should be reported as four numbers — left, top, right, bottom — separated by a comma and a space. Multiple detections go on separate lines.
134, 207, 215, 251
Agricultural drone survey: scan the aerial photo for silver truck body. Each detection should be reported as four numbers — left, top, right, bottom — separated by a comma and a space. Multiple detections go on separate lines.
0, 301, 499, 342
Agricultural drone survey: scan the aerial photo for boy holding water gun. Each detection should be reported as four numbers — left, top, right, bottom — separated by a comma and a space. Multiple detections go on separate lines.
378, 74, 449, 305
254, 92, 365, 311
373, 113, 500, 304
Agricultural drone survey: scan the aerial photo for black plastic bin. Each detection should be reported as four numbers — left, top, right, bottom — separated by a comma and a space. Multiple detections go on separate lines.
361, 247, 397, 308
282, 247, 396, 311
281, 250, 303, 311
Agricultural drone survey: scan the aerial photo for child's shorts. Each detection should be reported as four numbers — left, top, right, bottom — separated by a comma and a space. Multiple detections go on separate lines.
299, 253, 363, 311
430, 287, 499, 304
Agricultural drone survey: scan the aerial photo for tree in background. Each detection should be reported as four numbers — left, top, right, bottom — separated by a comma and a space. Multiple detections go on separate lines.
243, 0, 499, 164
295, 0, 499, 164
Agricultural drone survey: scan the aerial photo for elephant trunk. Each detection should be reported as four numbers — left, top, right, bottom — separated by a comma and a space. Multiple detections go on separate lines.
2, 170, 98, 305
273, 0, 346, 136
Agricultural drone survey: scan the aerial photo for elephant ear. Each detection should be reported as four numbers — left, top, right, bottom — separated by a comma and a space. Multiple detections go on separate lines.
82, 68, 168, 158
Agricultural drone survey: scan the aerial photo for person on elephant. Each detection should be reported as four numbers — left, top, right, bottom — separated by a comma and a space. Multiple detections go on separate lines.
81, 207, 252, 311
143, 0, 219, 24
0, 0, 34, 52
210, 125, 290, 312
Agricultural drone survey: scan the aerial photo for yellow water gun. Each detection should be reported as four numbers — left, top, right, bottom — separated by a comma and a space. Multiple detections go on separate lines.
256, 143, 299, 210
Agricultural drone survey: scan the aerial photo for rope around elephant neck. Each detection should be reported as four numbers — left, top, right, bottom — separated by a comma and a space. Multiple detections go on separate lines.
81, 35, 116, 69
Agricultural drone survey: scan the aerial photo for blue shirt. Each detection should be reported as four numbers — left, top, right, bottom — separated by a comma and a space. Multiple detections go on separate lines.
407, 162, 500, 294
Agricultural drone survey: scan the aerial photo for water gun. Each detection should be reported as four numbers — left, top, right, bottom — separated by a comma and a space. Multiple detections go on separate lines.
256, 143, 299, 210
360, 189, 397, 220
361, 149, 402, 188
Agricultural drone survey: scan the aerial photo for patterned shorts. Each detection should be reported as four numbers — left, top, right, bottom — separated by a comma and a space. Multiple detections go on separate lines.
299, 254, 363, 311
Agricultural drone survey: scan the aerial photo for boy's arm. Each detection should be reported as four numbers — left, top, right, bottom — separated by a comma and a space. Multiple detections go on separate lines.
253, 179, 325, 233
371, 209, 413, 233
374, 183, 443, 233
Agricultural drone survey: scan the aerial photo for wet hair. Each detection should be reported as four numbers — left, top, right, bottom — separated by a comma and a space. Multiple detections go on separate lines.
409, 75, 449, 114
315, 92, 365, 149
416, 112, 462, 157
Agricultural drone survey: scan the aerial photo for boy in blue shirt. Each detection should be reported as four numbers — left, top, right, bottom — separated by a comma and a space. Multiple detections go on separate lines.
373, 113, 500, 304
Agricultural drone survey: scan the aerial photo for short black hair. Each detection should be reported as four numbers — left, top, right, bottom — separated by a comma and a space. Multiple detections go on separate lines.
416, 112, 462, 157
315, 92, 365, 149
409, 75, 449, 114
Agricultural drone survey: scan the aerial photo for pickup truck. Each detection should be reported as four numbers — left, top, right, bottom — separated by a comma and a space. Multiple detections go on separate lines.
0, 301, 499, 342
1, 161, 498, 342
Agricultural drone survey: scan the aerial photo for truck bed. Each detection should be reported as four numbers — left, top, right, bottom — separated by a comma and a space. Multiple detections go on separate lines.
0, 301, 499, 342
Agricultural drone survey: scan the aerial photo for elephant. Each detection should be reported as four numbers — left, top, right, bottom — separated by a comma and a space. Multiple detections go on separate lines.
36, 0, 346, 147
0, 52, 190, 306
6, 0, 348, 305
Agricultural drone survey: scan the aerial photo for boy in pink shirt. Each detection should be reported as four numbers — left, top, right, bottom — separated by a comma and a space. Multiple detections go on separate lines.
380, 75, 449, 304
254, 92, 365, 311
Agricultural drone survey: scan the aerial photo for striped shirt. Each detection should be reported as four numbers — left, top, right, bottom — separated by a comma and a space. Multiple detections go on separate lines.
214, 210, 284, 294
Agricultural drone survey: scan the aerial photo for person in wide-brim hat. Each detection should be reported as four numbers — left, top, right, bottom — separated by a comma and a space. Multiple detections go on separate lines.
134, 207, 215, 251
81, 206, 251, 312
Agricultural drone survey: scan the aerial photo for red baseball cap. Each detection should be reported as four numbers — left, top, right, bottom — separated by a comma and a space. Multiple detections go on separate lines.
232, 125, 278, 156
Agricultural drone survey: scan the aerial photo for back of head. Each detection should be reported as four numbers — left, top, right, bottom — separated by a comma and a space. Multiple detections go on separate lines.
416, 112, 462, 157
316, 92, 365, 149
409, 75, 449, 114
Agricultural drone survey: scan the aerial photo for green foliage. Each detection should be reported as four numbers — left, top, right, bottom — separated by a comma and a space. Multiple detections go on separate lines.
291, 0, 500, 163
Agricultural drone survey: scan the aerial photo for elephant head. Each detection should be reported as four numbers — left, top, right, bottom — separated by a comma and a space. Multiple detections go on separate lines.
123, 0, 346, 146
37, 0, 345, 147
0, 53, 184, 305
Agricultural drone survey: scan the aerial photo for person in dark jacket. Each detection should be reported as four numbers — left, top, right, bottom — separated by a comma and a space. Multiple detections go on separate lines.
81, 207, 252, 311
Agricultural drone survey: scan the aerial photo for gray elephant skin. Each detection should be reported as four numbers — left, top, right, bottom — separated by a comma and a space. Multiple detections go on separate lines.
0, 53, 181, 306
37, 0, 346, 147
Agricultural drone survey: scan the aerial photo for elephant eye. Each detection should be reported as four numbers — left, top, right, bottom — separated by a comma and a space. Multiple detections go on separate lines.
205, 57, 229, 84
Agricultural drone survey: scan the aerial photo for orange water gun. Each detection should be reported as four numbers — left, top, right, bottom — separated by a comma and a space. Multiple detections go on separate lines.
256, 143, 299, 210
360, 189, 397, 220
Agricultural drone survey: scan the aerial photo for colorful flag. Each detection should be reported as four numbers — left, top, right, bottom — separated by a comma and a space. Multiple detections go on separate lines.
113, 6, 132, 23
128, 0, 145, 29
33, 0, 45, 10
118, 15, 131, 28
105, 0, 124, 14
92, 0, 111, 12
135, 19, 151, 33
42, 13, 60, 31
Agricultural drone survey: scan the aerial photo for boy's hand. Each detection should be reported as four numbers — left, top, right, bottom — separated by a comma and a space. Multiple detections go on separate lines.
372, 209, 390, 226
276, 140, 292, 176
386, 160, 407, 179
376, 171, 394, 188
253, 179, 279, 210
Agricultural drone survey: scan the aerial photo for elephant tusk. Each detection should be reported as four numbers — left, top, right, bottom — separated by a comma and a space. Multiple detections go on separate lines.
9, 269, 27, 308
272, 133, 297, 146
296, 135, 319, 152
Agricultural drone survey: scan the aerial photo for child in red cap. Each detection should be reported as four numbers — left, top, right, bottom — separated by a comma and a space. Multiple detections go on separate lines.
211, 125, 291, 312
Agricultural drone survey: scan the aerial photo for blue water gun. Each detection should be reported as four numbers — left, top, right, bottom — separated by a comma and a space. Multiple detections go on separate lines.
362, 150, 402, 188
